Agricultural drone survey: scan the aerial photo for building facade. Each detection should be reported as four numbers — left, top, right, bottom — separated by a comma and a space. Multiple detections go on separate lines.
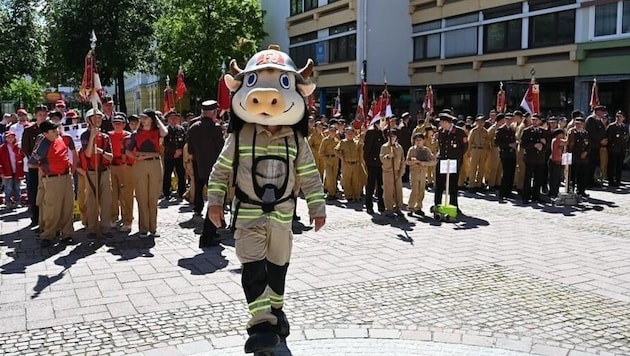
123, 73, 190, 116
263, 0, 630, 117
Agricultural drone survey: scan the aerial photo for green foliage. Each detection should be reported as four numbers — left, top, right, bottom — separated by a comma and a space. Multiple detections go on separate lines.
0, 0, 45, 85
0, 78, 45, 112
155, 0, 266, 99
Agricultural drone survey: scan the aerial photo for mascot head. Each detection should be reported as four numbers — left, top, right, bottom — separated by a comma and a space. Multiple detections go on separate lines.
225, 45, 316, 135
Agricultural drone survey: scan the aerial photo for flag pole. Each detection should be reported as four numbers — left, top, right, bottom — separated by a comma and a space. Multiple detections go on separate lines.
90, 30, 100, 217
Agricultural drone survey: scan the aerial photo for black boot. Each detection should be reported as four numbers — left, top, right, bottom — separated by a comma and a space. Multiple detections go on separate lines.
244, 322, 280, 354
271, 308, 290, 339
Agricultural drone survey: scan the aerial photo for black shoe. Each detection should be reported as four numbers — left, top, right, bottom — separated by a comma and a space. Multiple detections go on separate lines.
271, 308, 290, 338
385, 212, 397, 218
245, 323, 280, 354
40, 239, 53, 248
407, 211, 414, 217
60, 236, 76, 245
366, 208, 375, 215
417, 210, 425, 217
395, 211, 404, 218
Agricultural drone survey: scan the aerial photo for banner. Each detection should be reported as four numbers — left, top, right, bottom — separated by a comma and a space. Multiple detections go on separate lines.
61, 123, 89, 151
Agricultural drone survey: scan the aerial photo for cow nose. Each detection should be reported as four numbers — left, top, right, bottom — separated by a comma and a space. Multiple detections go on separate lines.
246, 89, 285, 116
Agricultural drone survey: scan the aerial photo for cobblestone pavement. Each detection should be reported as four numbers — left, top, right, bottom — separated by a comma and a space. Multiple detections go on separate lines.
1, 179, 630, 355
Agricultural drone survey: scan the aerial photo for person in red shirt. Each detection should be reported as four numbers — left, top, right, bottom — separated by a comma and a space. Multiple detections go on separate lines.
0, 131, 25, 209
126, 109, 167, 237
80, 108, 114, 239
27, 121, 74, 248
548, 128, 567, 200
108, 113, 134, 232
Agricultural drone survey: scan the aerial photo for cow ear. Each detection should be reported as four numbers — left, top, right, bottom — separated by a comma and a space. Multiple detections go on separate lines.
297, 82, 316, 97
224, 74, 241, 92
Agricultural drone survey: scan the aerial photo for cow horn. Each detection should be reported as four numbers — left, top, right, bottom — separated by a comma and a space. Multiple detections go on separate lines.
230, 59, 243, 76
298, 59, 314, 79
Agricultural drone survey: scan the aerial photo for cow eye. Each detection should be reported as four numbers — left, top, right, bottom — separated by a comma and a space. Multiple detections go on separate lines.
279, 73, 290, 89
246, 73, 257, 87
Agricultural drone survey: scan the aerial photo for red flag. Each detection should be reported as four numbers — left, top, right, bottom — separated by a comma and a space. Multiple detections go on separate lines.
589, 78, 599, 111
163, 84, 175, 114
368, 92, 379, 118
78, 48, 103, 108
520, 79, 540, 115
217, 73, 231, 114
175, 68, 187, 101
378, 88, 391, 118
307, 93, 316, 111
496, 82, 506, 113
422, 85, 434, 113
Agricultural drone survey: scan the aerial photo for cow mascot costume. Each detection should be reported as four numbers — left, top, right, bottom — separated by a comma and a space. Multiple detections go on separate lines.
207, 45, 326, 354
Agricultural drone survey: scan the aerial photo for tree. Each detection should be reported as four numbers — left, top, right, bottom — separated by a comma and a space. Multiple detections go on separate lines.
0, 0, 45, 85
155, 0, 266, 101
44, 0, 158, 112
0, 78, 45, 112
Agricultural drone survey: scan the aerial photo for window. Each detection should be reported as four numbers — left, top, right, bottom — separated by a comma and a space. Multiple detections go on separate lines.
529, 10, 575, 48
413, 34, 440, 60
623, 0, 630, 33
484, 19, 522, 53
445, 12, 478, 27
444, 28, 477, 57
290, 0, 317, 16
483, 3, 521, 20
330, 22, 356, 35
595, 3, 618, 37
528, 0, 575, 12
413, 20, 441, 33
290, 32, 317, 45
328, 34, 356, 63
289, 43, 316, 67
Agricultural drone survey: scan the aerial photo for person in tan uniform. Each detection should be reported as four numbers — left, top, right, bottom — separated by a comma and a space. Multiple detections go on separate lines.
484, 114, 503, 189
424, 126, 438, 188
334, 126, 364, 202
380, 129, 405, 217
458, 123, 472, 188
467, 116, 489, 189
108, 114, 134, 232
406, 133, 436, 216
307, 121, 325, 179
319, 125, 340, 200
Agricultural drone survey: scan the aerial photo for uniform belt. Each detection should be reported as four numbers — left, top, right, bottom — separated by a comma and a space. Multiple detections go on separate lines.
87, 168, 108, 172
345, 161, 358, 164
143, 156, 160, 160
112, 162, 132, 166
325, 154, 336, 157
471, 146, 485, 149
43, 172, 69, 178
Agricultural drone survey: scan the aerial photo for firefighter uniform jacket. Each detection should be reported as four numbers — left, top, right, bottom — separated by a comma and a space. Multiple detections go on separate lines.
207, 124, 326, 230
521, 126, 548, 164
567, 128, 590, 164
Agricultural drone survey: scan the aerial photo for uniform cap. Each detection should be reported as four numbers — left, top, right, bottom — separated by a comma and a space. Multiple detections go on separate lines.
128, 114, 140, 122
112, 113, 127, 123
17, 109, 28, 116
48, 110, 63, 120
401, 112, 410, 118
35, 104, 48, 112
65, 110, 78, 119
5, 130, 16, 137
86, 108, 103, 118
574, 116, 585, 122
140, 109, 157, 120
594, 105, 606, 111
55, 99, 66, 107
552, 128, 565, 137
165, 111, 181, 118
201, 100, 218, 110
39, 120, 59, 133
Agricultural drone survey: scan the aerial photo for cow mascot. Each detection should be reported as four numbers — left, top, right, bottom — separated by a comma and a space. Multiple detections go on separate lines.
207, 45, 326, 354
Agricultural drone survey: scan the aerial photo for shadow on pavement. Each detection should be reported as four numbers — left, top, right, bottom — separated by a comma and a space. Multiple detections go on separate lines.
177, 246, 229, 275
272, 340, 293, 355
453, 214, 490, 230
104, 235, 156, 261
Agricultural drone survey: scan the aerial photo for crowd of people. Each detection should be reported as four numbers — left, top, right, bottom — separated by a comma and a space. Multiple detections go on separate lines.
1, 95, 628, 248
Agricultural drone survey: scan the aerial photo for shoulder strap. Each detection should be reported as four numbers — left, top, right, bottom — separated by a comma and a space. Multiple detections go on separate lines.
231, 130, 240, 187
293, 127, 300, 158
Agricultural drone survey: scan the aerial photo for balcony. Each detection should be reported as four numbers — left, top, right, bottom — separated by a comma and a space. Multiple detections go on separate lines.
287, 0, 357, 37
409, 0, 522, 23
313, 60, 357, 87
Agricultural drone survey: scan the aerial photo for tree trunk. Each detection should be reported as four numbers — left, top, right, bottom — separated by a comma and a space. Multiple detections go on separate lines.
117, 71, 127, 113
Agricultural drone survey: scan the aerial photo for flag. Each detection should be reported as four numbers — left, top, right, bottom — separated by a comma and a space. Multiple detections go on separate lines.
496, 82, 506, 113
307, 93, 316, 112
377, 86, 392, 118
368, 92, 378, 118
422, 85, 434, 113
356, 80, 369, 126
79, 49, 103, 109
332, 88, 341, 116
520, 79, 540, 115
589, 78, 599, 111
217, 73, 231, 115
162, 77, 175, 114
175, 68, 187, 101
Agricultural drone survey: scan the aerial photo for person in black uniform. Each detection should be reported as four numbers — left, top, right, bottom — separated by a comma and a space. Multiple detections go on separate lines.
606, 111, 629, 187
494, 113, 517, 203
162, 111, 187, 200
584, 105, 607, 187
397, 112, 413, 183
432, 113, 467, 211
567, 115, 590, 197
520, 114, 548, 203
363, 119, 386, 214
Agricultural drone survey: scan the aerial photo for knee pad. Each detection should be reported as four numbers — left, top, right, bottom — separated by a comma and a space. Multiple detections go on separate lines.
266, 260, 289, 296
241, 260, 267, 303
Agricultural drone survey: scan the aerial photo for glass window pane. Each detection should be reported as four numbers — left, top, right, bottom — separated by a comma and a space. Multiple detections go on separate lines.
623, 0, 630, 33
485, 22, 506, 53
445, 12, 478, 27
595, 3, 618, 36
427, 34, 440, 58
414, 37, 426, 60
444, 28, 477, 57
507, 20, 522, 50
413, 20, 441, 33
